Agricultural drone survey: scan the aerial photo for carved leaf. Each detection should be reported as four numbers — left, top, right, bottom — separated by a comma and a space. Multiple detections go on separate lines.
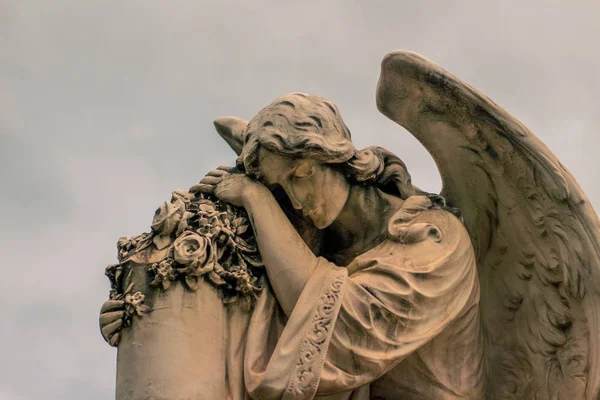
184, 276, 199, 291
208, 270, 227, 286
235, 236, 257, 253
241, 252, 263, 267
123, 282, 135, 295
236, 224, 249, 235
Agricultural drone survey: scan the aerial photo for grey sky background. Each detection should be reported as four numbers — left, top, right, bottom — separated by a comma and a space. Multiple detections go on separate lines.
1, 1, 599, 399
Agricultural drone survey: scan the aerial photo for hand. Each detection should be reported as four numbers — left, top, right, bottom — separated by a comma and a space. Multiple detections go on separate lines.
99, 300, 125, 347
192, 165, 265, 207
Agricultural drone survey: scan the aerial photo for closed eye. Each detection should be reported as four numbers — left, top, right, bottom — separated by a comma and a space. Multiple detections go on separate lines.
293, 163, 314, 179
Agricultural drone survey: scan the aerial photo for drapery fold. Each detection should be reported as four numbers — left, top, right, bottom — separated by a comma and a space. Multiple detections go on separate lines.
245, 259, 349, 400
243, 196, 484, 399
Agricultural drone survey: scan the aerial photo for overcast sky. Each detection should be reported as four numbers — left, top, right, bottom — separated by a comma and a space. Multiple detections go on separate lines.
1, 1, 599, 399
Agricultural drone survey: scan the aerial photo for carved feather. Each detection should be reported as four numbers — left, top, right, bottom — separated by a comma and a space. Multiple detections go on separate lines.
376, 50, 600, 400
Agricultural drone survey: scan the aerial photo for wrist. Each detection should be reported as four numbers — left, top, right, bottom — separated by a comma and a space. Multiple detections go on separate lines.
241, 183, 271, 208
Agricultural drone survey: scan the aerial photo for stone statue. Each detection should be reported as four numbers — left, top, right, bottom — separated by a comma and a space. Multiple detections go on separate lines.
99, 51, 600, 399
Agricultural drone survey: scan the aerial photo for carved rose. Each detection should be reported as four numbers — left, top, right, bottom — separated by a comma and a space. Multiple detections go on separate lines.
105, 191, 265, 315
151, 199, 193, 249
173, 232, 211, 272
152, 200, 184, 235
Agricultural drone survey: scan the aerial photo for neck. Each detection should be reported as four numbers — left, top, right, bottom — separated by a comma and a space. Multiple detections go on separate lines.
323, 184, 404, 263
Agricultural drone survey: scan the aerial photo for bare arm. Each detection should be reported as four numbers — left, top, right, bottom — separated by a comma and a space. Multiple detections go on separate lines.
242, 186, 318, 316
198, 167, 319, 316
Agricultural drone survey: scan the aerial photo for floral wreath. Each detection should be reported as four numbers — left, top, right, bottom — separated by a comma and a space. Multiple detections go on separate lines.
105, 186, 265, 324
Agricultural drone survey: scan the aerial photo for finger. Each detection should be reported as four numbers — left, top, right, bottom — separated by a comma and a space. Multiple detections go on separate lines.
108, 332, 121, 347
189, 183, 214, 194
101, 300, 125, 313
102, 318, 123, 340
100, 311, 124, 326
199, 176, 222, 185
217, 165, 236, 172
206, 169, 230, 177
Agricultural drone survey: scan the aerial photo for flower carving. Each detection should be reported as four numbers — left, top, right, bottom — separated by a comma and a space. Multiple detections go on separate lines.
172, 231, 214, 290
116, 232, 153, 261
123, 291, 150, 326
171, 189, 194, 205
147, 259, 177, 290
107, 186, 265, 316
105, 263, 123, 291
151, 199, 194, 249
195, 203, 229, 238
152, 200, 183, 235
117, 237, 131, 260
173, 232, 211, 270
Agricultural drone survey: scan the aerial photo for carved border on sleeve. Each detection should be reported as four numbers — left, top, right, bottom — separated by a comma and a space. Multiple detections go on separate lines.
285, 270, 347, 398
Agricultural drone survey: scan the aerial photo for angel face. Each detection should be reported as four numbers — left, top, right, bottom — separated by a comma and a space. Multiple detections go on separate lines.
256, 147, 350, 229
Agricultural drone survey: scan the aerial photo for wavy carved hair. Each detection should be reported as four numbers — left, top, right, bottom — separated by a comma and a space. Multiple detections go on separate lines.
237, 93, 419, 201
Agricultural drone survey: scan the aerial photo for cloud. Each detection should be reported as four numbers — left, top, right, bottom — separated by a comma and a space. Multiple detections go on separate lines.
1, 0, 599, 398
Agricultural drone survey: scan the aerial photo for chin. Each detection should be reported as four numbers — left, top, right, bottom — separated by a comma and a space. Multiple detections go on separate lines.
312, 219, 328, 230
311, 211, 335, 230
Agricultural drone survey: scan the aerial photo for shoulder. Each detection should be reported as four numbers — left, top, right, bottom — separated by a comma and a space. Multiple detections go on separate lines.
382, 195, 473, 272
348, 195, 474, 276
387, 196, 465, 241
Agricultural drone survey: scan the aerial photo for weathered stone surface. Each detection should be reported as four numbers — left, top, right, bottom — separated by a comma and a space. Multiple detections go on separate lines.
100, 51, 600, 400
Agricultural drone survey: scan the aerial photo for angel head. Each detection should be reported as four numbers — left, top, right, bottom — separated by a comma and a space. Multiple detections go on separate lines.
232, 92, 418, 229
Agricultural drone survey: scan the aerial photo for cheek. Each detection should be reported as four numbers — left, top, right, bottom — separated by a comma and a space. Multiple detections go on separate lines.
323, 169, 349, 201
290, 180, 313, 205
314, 169, 349, 225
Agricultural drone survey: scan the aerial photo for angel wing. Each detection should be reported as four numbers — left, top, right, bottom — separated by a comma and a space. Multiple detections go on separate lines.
376, 51, 600, 400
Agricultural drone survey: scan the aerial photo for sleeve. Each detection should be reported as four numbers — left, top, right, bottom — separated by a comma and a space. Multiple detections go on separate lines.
244, 209, 479, 400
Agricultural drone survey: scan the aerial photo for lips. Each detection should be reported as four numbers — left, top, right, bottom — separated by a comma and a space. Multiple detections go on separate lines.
303, 205, 320, 219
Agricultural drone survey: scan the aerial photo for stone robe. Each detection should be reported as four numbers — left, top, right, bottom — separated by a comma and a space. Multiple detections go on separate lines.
116, 195, 484, 400
243, 195, 484, 399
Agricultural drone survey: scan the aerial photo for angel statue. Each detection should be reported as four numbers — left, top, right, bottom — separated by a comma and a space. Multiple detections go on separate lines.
98, 51, 600, 400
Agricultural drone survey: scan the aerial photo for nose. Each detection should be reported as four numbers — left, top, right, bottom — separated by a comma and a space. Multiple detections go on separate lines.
283, 186, 303, 210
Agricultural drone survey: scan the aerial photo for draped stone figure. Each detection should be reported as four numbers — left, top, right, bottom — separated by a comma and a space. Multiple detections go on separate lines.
99, 51, 600, 399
